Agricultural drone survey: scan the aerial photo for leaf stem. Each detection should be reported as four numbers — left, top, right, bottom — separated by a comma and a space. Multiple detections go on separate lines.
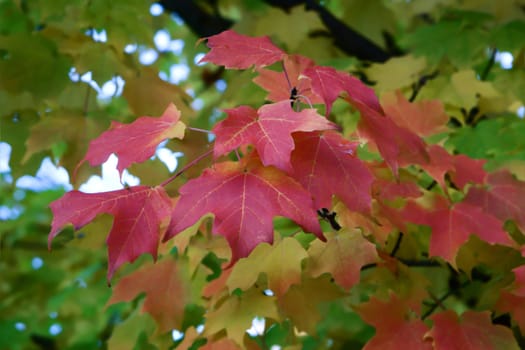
187, 126, 213, 134
160, 148, 213, 187
481, 48, 497, 81
390, 232, 403, 257
282, 60, 293, 90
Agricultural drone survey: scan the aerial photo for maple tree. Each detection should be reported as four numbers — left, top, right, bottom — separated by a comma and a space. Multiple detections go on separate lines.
2, 1, 525, 349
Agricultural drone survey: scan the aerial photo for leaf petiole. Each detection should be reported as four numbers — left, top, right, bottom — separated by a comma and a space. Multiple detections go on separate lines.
160, 148, 213, 187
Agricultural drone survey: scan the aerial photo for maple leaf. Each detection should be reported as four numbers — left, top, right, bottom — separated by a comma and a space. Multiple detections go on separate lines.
307, 230, 378, 290
335, 201, 395, 243
356, 293, 431, 350
227, 237, 308, 297
372, 178, 422, 202
464, 170, 525, 232
213, 100, 336, 172
253, 54, 322, 104
402, 196, 511, 264
49, 185, 172, 280
291, 131, 373, 212
78, 103, 186, 177
425, 310, 519, 350
204, 288, 279, 346
303, 65, 383, 116
164, 154, 323, 263
278, 275, 345, 333
381, 91, 449, 137
422, 145, 486, 191
495, 265, 525, 332
199, 30, 285, 69
357, 103, 429, 176
107, 257, 191, 333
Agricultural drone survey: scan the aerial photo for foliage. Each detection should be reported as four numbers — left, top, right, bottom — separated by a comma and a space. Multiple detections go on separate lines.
2, 1, 525, 349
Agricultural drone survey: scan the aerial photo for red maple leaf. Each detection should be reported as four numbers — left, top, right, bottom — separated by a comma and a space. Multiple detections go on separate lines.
464, 170, 525, 232
164, 154, 323, 262
49, 186, 173, 280
78, 103, 185, 177
381, 91, 449, 137
290, 131, 373, 213
253, 54, 322, 104
497, 266, 525, 332
357, 103, 429, 176
426, 310, 519, 349
199, 30, 285, 69
356, 293, 431, 350
402, 196, 511, 264
107, 257, 190, 333
372, 178, 422, 202
213, 100, 336, 172
303, 65, 383, 116
422, 145, 486, 191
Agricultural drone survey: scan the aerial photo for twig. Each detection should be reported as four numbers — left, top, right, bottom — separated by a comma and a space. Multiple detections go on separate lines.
481, 48, 497, 81
187, 126, 212, 134
409, 70, 439, 102
390, 232, 403, 257
160, 149, 213, 187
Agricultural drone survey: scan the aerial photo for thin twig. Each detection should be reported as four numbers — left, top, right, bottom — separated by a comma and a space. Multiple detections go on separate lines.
481, 48, 497, 81
409, 70, 439, 102
160, 149, 213, 187
282, 61, 293, 90
390, 232, 403, 257
187, 126, 213, 134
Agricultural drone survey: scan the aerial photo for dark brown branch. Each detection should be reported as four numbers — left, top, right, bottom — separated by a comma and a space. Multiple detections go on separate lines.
158, 0, 234, 37
304, 0, 391, 62
160, 0, 396, 63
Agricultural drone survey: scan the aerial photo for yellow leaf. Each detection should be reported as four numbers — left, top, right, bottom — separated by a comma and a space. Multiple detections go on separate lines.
366, 55, 427, 94
306, 230, 378, 290
204, 288, 280, 346
123, 68, 193, 118
227, 237, 308, 297
279, 275, 344, 333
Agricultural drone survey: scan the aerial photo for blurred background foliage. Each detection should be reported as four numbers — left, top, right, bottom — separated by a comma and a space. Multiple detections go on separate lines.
1, 0, 525, 349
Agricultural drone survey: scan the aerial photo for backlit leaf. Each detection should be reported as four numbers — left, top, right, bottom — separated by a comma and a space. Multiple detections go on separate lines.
213, 101, 336, 172
227, 237, 307, 297
381, 91, 449, 137
199, 30, 285, 69
49, 185, 173, 279
165, 154, 323, 263
402, 196, 512, 264
307, 230, 378, 290
108, 257, 191, 333
204, 288, 279, 346
79, 103, 186, 177
291, 131, 374, 213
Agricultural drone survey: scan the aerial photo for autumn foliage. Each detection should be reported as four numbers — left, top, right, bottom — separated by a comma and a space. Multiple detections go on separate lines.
47, 29, 525, 349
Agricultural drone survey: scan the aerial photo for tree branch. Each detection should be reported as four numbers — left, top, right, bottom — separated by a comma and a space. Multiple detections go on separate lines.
159, 0, 396, 63
158, 0, 233, 37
